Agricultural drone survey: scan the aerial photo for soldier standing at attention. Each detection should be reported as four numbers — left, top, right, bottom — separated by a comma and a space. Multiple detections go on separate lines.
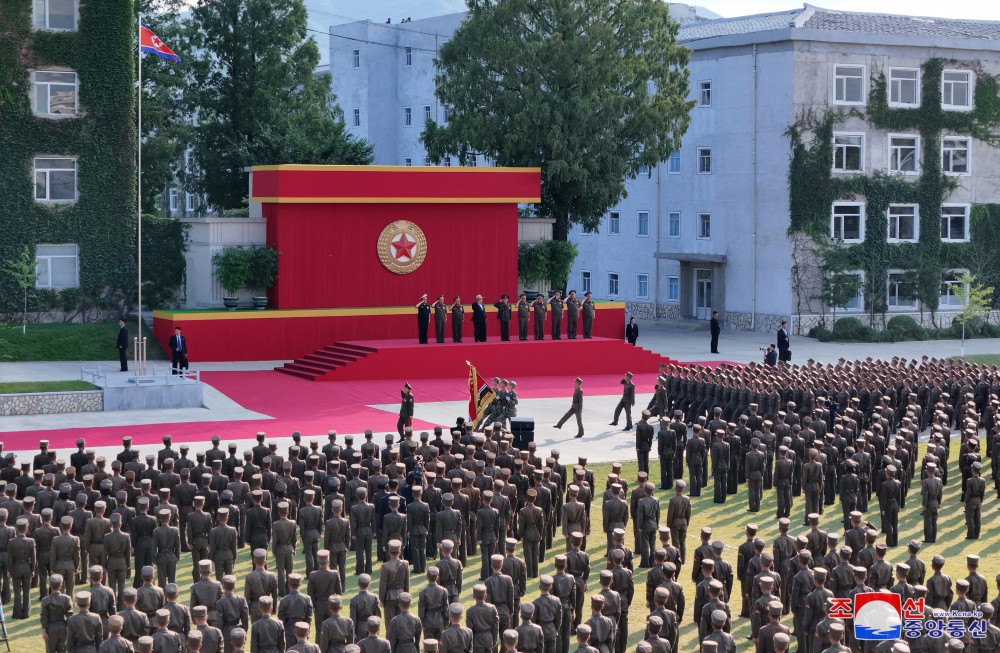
533, 576, 563, 653
8, 518, 35, 619
519, 488, 544, 578
245, 549, 278, 623
651, 417, 670, 488
449, 296, 464, 343
397, 383, 415, 439
419, 568, 449, 641
467, 584, 500, 653
636, 483, 659, 569
287, 622, 319, 653
104, 513, 131, 607
772, 446, 792, 518
307, 551, 341, 634
555, 378, 585, 439
666, 480, 690, 572
319, 595, 354, 653
746, 443, 767, 513
277, 574, 313, 649
297, 490, 323, 576
68, 591, 104, 653
249, 597, 284, 653
350, 487, 376, 577
216, 576, 249, 653
432, 295, 447, 344
565, 290, 580, 339
610, 372, 636, 431
324, 500, 350, 583
686, 428, 706, 497
439, 604, 473, 653
516, 293, 530, 341
191, 560, 223, 627
52, 514, 81, 595
710, 431, 730, 504
387, 592, 422, 653
416, 295, 431, 344
379, 540, 410, 623
965, 462, 986, 540
272, 502, 296, 595
153, 509, 180, 587
549, 291, 564, 340
99, 615, 132, 653
581, 292, 595, 339
920, 463, 942, 543
209, 508, 238, 580
41, 574, 73, 653
532, 293, 547, 340
493, 295, 512, 342
878, 465, 902, 547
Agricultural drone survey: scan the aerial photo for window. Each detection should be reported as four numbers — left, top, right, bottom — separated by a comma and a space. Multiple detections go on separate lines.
423, 157, 431, 167
697, 147, 712, 174
667, 212, 680, 238
697, 213, 711, 239
636, 274, 649, 299
467, 155, 477, 167
352, 108, 360, 127
942, 70, 973, 110
403, 107, 412, 127
667, 276, 680, 303
185, 192, 200, 212
442, 156, 451, 167
608, 273, 619, 296
32, 71, 77, 116
33, 0, 76, 30
608, 211, 620, 235
698, 81, 712, 107
831, 271, 864, 311
637, 211, 649, 237
443, 105, 452, 124
889, 68, 919, 107
35, 244, 78, 289
887, 204, 918, 242
942, 137, 970, 174
940, 204, 970, 242
168, 189, 178, 212
834, 65, 865, 104
940, 271, 969, 308
404, 46, 412, 67
888, 135, 919, 174
887, 272, 917, 308
404, 158, 412, 166
334, 109, 345, 124
352, 49, 360, 68
423, 105, 432, 122
832, 133, 864, 172
831, 203, 864, 242
581, 271, 591, 294
34, 156, 76, 202
638, 163, 650, 176
667, 151, 680, 174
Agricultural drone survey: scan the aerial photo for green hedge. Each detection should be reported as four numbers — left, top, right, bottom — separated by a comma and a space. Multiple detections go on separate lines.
809, 317, 1000, 343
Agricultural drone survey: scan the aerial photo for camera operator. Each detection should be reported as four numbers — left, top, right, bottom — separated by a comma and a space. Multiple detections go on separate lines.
763, 344, 778, 367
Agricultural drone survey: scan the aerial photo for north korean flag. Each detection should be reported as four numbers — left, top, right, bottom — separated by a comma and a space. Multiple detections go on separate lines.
140, 24, 181, 63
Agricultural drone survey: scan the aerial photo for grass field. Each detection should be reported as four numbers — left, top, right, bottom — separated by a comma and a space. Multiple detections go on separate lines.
3, 442, 997, 653
965, 354, 1000, 366
0, 381, 98, 393
0, 321, 165, 361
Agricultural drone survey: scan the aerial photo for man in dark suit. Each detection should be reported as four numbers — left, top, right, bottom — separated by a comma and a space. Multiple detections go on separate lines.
777, 321, 790, 362
710, 311, 721, 354
169, 327, 188, 375
117, 319, 129, 372
494, 295, 512, 342
472, 294, 488, 342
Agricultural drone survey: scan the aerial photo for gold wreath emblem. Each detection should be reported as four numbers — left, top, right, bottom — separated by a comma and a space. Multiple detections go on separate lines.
377, 220, 427, 275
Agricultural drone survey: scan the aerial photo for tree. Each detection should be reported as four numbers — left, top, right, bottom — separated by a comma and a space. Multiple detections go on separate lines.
424, 0, 694, 240
5, 246, 38, 335
815, 240, 862, 325
185, 0, 372, 210
953, 273, 994, 356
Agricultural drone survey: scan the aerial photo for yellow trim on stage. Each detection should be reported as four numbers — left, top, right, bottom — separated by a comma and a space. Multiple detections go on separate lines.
251, 164, 541, 173
154, 302, 626, 322
250, 196, 542, 204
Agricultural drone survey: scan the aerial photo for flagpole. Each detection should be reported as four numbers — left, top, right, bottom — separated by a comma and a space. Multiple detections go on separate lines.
137, 15, 143, 366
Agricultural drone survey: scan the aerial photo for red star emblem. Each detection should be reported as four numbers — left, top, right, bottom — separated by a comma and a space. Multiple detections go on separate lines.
391, 233, 416, 261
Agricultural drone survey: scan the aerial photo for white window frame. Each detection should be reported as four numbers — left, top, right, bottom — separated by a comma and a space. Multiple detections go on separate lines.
636, 273, 649, 299
888, 133, 920, 175
31, 70, 78, 117
35, 244, 79, 289
667, 211, 680, 238
403, 158, 412, 167
423, 105, 432, 122
941, 69, 974, 111
886, 270, 918, 309
442, 156, 451, 167
423, 157, 431, 167
667, 151, 680, 174
887, 204, 919, 243
168, 188, 178, 212
403, 106, 412, 127
638, 163, 650, 176
443, 105, 452, 124
666, 276, 680, 303
833, 64, 866, 105
33, 156, 77, 203
581, 271, 591, 294
832, 270, 865, 312
888, 68, 920, 108
352, 49, 360, 68
942, 136, 971, 176
698, 80, 712, 107
636, 211, 649, 237
352, 108, 360, 127
404, 46, 412, 67
33, 0, 77, 31
185, 192, 196, 212
832, 132, 865, 173
608, 272, 620, 297
940, 269, 969, 308
697, 213, 711, 240
830, 202, 865, 243
940, 204, 971, 243
697, 147, 712, 174
608, 211, 620, 236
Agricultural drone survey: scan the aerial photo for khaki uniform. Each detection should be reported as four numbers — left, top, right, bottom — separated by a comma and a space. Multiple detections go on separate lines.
41, 590, 74, 653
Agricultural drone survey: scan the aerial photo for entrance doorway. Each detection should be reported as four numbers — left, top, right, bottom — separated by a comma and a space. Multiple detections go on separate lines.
695, 268, 713, 319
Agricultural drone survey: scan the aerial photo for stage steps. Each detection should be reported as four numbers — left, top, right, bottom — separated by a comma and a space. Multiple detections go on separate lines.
275, 338, 678, 382
275, 342, 379, 380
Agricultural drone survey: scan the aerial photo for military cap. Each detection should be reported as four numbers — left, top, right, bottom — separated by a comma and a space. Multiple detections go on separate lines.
76, 591, 92, 604
520, 602, 534, 615
892, 644, 910, 653
774, 633, 790, 646
875, 543, 887, 552
711, 610, 727, 625
388, 539, 402, 553
505, 538, 518, 549
50, 574, 64, 586
329, 595, 342, 606
957, 579, 970, 589
576, 624, 592, 636
813, 568, 828, 582
711, 540, 724, 551
192, 605, 208, 617
829, 622, 845, 636
708, 579, 723, 592
968, 555, 980, 565
702, 641, 718, 652
539, 575, 553, 587
288, 573, 302, 584
449, 603, 464, 616
367, 616, 381, 628
768, 600, 783, 616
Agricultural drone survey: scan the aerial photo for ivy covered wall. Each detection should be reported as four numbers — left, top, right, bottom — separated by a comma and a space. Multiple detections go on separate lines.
0, 0, 138, 319
787, 57, 1000, 325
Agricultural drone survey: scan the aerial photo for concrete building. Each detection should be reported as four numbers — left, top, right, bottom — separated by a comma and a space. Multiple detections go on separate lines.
329, 4, 1000, 332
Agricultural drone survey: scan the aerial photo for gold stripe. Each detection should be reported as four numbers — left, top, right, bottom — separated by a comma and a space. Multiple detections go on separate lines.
250, 196, 541, 204
154, 302, 625, 322
251, 164, 541, 173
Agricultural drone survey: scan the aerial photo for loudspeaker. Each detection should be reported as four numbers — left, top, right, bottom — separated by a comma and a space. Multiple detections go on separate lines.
510, 417, 534, 449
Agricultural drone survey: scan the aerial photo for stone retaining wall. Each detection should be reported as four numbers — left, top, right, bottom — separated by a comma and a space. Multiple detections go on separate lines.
0, 391, 104, 416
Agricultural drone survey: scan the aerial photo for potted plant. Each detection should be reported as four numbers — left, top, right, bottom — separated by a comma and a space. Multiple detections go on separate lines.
246, 246, 280, 310
212, 247, 250, 311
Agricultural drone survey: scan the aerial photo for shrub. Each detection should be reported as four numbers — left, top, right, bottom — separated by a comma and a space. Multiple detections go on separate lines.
808, 325, 834, 342
832, 317, 866, 341
953, 315, 985, 336
886, 315, 924, 339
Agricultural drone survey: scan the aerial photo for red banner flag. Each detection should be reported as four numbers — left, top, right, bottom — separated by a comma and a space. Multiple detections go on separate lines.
467, 361, 496, 424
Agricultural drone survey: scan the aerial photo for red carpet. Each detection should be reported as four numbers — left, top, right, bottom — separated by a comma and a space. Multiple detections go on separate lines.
277, 337, 677, 381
